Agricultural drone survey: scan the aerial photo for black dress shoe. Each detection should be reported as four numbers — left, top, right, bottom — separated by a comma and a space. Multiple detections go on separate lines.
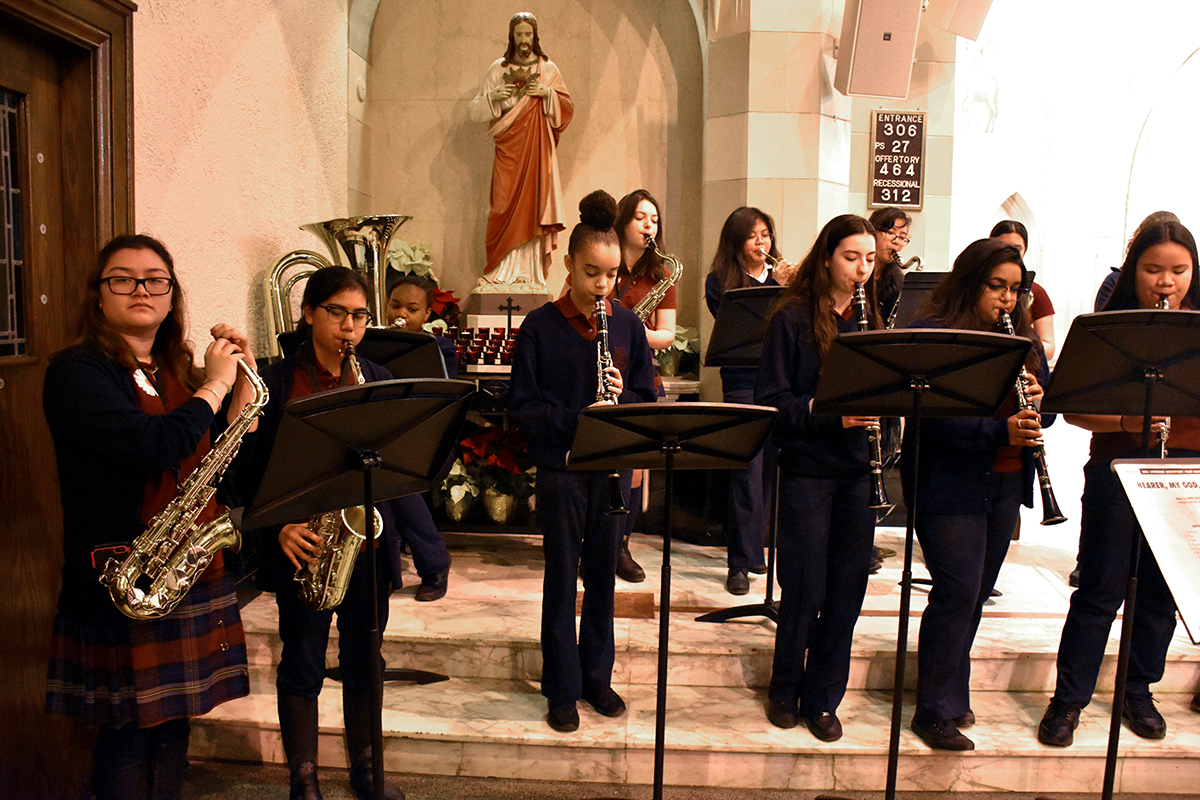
349, 765, 405, 800
1123, 695, 1166, 739
616, 537, 645, 583
415, 570, 448, 602
547, 702, 580, 732
806, 711, 843, 742
726, 568, 750, 595
874, 545, 896, 559
953, 710, 975, 728
911, 715, 974, 751
766, 698, 799, 729
1038, 699, 1081, 747
748, 563, 768, 575
584, 688, 626, 717
1192, 692, 1200, 714
1068, 567, 1080, 588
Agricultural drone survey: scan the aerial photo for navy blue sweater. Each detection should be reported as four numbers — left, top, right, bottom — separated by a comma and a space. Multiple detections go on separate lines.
754, 301, 869, 476
508, 301, 657, 469
899, 318, 1052, 515
42, 342, 247, 622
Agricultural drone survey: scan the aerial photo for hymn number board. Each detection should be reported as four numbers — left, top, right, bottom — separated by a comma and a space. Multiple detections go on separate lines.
869, 110, 926, 210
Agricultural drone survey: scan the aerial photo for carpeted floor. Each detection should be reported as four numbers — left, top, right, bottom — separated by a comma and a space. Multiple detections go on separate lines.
180, 760, 1186, 800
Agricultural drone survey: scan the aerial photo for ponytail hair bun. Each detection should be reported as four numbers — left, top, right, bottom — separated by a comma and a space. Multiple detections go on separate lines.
568, 189, 621, 256
578, 190, 617, 230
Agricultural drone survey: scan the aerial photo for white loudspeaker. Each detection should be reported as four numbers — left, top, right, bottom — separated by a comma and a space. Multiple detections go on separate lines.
924, 0, 994, 41
834, 0, 924, 99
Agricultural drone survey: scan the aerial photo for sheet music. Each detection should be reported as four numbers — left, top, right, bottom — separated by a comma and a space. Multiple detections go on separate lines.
1112, 458, 1200, 644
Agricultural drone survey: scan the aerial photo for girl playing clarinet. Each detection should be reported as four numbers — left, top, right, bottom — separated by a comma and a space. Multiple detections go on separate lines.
754, 214, 879, 740
903, 238, 1048, 751
509, 190, 657, 733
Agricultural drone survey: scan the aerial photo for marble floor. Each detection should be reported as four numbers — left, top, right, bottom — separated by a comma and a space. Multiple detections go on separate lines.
192, 438, 1200, 796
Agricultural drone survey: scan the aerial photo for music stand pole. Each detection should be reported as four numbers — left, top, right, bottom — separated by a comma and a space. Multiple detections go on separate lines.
568, 403, 777, 800
1040, 309, 1200, 800
812, 329, 1030, 800
243, 378, 475, 800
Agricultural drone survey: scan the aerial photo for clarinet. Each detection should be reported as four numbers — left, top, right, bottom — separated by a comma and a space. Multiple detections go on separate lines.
1158, 293, 1172, 457
853, 283, 890, 509
999, 311, 1066, 525
594, 296, 630, 516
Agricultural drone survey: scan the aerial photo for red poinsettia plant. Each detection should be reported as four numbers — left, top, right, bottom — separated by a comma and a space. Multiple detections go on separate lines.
459, 423, 535, 501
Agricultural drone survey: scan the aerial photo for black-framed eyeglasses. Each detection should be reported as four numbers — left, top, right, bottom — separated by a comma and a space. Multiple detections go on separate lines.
984, 282, 1027, 298
100, 276, 175, 296
319, 304, 373, 327
886, 230, 911, 246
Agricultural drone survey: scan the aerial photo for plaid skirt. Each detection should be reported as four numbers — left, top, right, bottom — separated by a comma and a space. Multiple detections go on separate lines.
46, 568, 249, 729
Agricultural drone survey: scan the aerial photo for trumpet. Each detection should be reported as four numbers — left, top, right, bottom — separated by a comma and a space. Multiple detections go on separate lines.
852, 282, 890, 509
1157, 293, 1172, 457
295, 341, 383, 610
999, 311, 1066, 525
594, 296, 630, 516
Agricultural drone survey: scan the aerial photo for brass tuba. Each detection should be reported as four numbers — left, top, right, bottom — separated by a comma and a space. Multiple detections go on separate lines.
294, 342, 383, 610
101, 359, 269, 619
265, 215, 412, 353
632, 238, 683, 323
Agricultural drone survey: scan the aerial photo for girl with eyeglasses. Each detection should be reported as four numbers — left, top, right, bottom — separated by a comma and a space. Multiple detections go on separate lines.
243, 266, 407, 799
868, 207, 913, 325
42, 234, 259, 800
900, 238, 1049, 751
1039, 220, 1200, 748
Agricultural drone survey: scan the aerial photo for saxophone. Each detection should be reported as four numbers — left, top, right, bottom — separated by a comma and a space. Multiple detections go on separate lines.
295, 341, 383, 610
852, 283, 890, 509
101, 358, 268, 619
885, 254, 923, 329
632, 238, 683, 322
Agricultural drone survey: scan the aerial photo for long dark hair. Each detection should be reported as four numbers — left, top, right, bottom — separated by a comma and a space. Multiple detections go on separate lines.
80, 234, 204, 391
868, 207, 910, 235
295, 266, 370, 341
772, 214, 878, 357
614, 189, 665, 282
1104, 221, 1200, 311
709, 207, 781, 294
568, 190, 620, 257
502, 12, 547, 65
922, 238, 1034, 339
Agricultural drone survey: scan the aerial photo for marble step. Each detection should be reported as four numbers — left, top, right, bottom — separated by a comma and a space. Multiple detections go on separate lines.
190, 663, 1200, 794
237, 530, 1200, 695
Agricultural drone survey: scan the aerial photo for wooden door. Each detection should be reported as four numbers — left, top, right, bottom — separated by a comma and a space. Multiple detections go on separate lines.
0, 2, 134, 796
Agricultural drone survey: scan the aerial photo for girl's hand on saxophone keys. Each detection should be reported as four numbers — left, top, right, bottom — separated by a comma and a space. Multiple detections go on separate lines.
1008, 408, 1043, 447
210, 323, 257, 372
842, 416, 880, 429
279, 523, 324, 570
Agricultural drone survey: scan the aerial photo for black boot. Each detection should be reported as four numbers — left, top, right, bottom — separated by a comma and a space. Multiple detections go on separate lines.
278, 692, 323, 800
93, 723, 150, 800
344, 688, 405, 800
148, 718, 191, 800
616, 486, 645, 583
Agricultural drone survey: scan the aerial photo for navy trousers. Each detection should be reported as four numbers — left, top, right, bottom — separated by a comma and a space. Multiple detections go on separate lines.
275, 547, 391, 698
1053, 458, 1178, 706
914, 469, 1022, 723
536, 468, 627, 706
769, 469, 874, 715
723, 386, 769, 571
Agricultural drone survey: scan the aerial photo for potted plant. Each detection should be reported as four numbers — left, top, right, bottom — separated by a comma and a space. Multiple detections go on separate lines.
657, 325, 700, 378
433, 457, 479, 522
385, 239, 462, 327
459, 424, 536, 524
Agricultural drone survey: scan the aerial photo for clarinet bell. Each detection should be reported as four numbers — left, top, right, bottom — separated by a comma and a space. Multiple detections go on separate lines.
607, 471, 630, 516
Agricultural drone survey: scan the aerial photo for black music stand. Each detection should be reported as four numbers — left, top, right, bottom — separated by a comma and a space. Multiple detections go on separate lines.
277, 328, 447, 378
243, 378, 474, 800
812, 329, 1029, 800
1041, 309, 1200, 800
698, 286, 784, 624
568, 402, 776, 800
